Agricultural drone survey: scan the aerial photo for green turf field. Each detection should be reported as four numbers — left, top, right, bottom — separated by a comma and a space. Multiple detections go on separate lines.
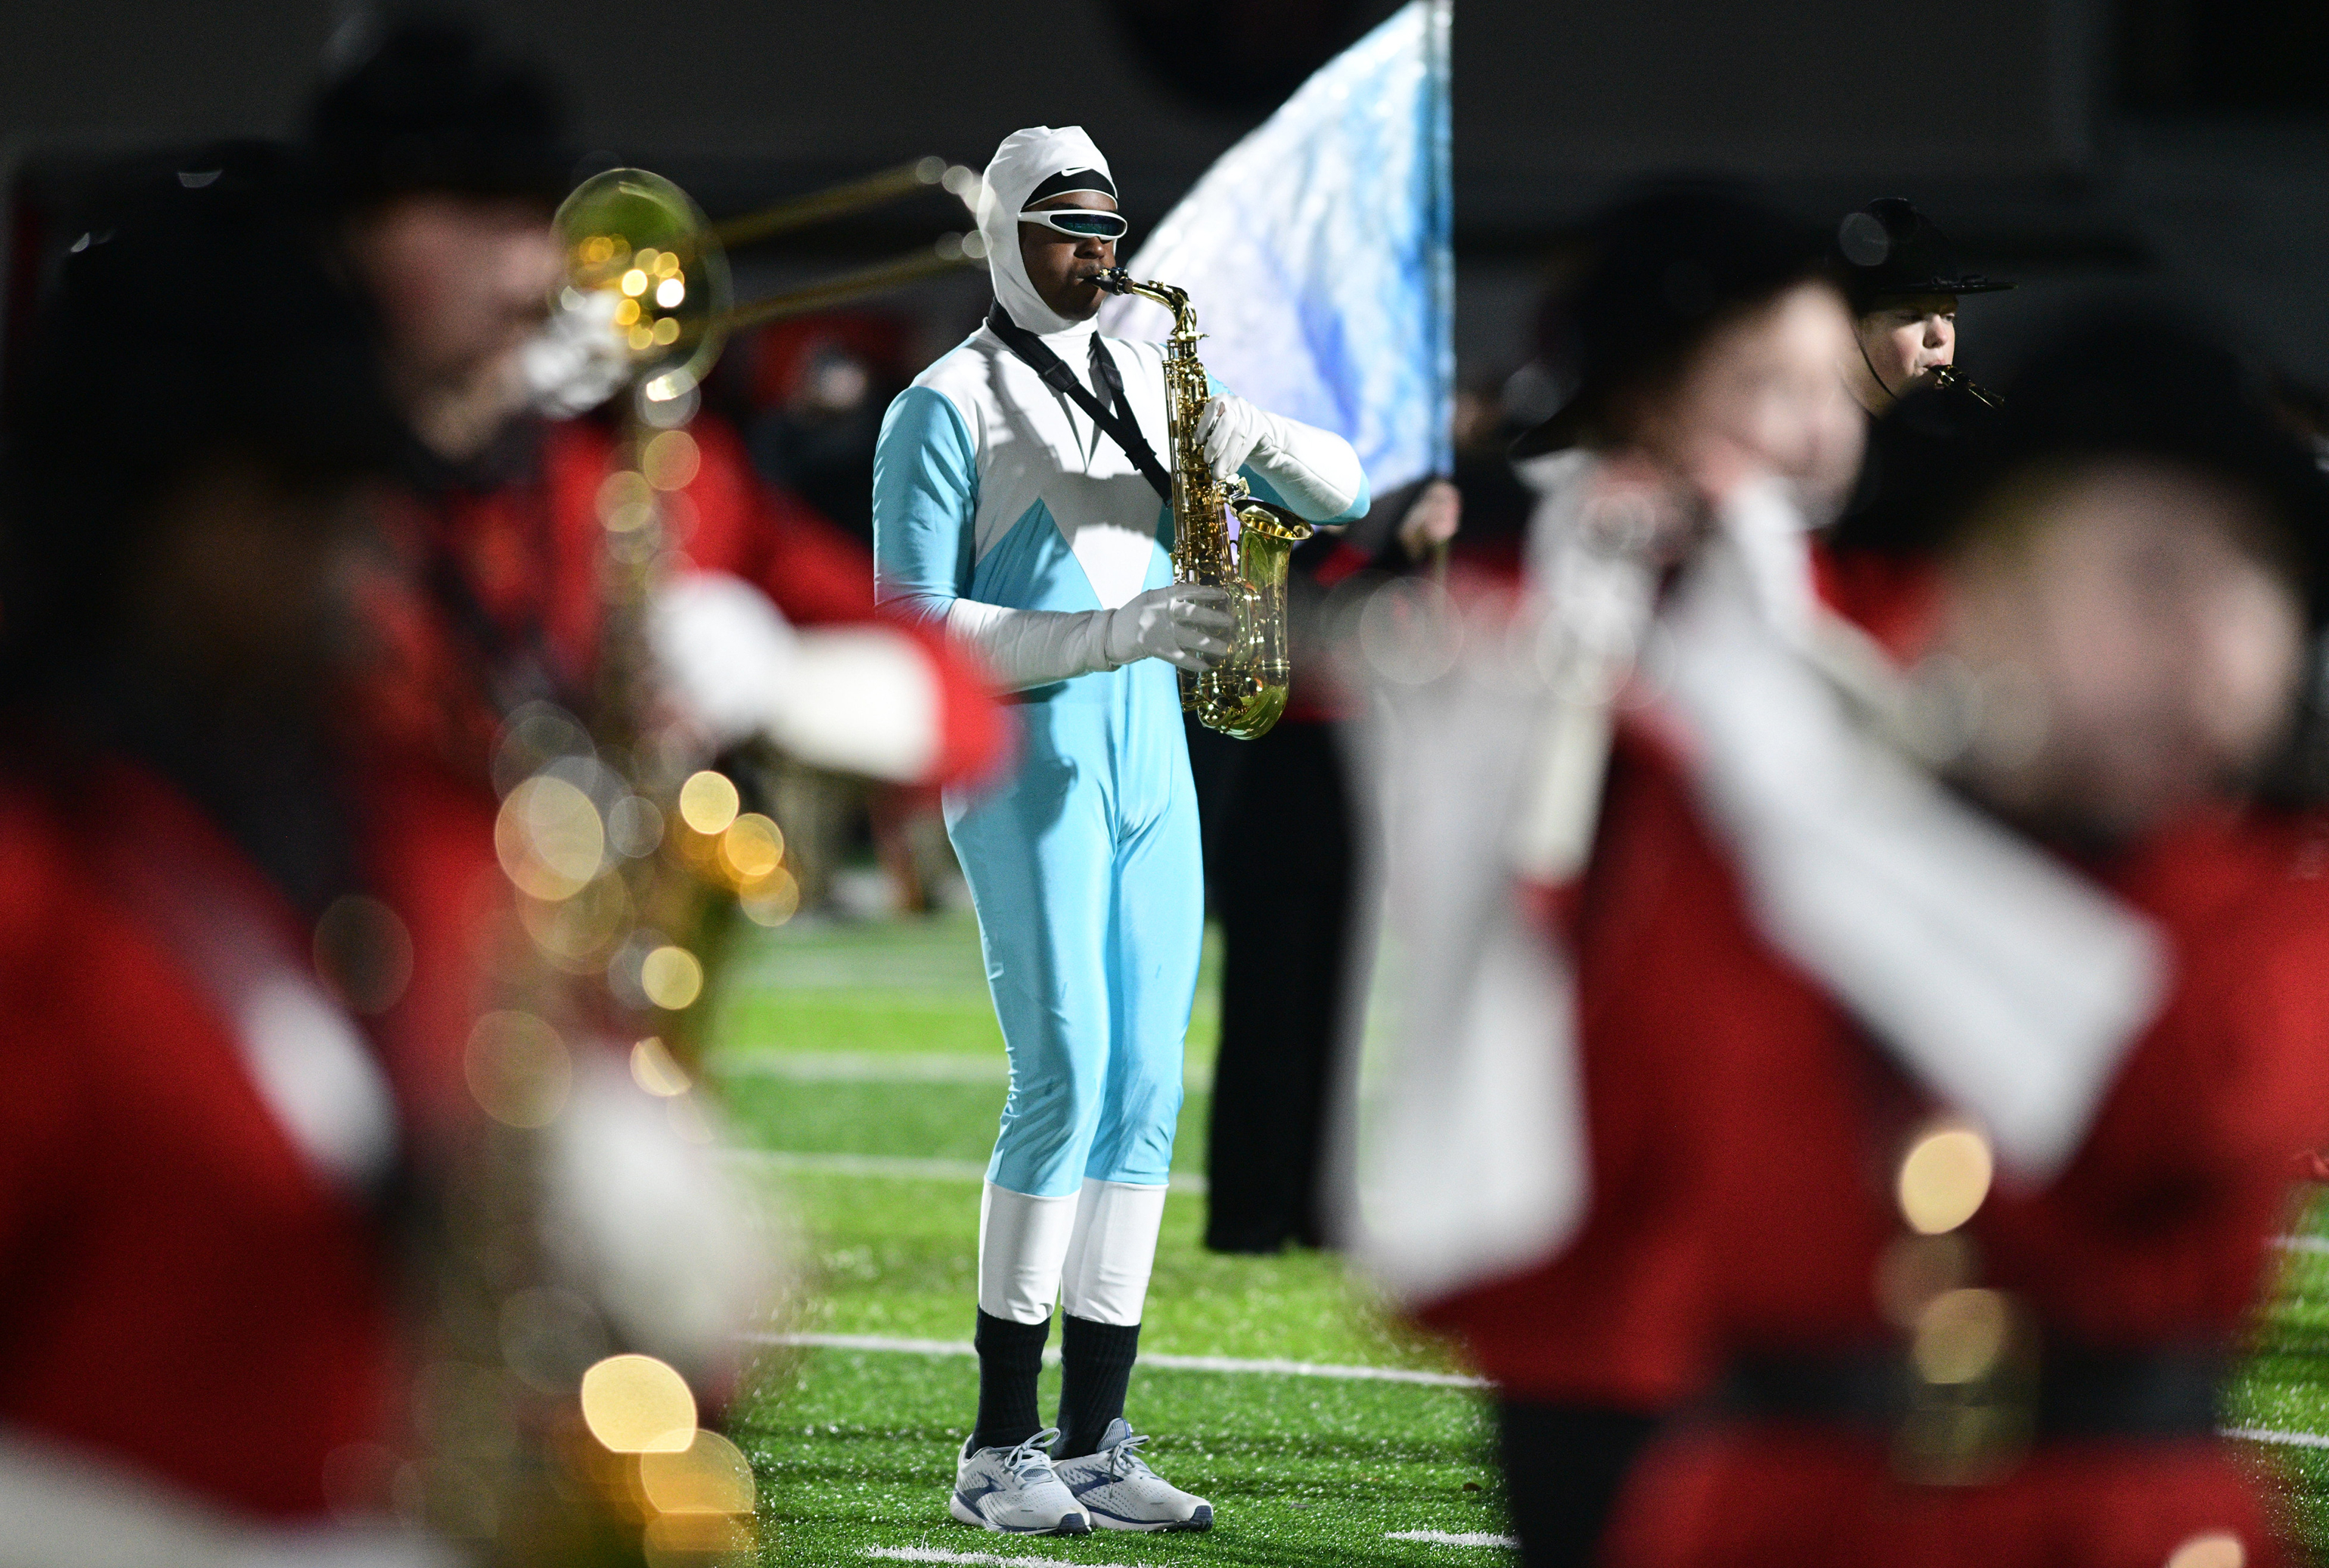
707, 909, 2329, 1564
2228, 1188, 2329, 1558
707, 911, 1507, 1565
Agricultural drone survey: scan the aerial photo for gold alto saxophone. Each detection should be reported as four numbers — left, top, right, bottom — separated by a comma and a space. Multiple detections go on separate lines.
1095, 268, 1313, 739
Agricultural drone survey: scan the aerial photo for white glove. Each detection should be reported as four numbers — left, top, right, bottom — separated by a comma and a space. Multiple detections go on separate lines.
940, 583, 1234, 691
1196, 395, 1367, 520
650, 571, 941, 783
544, 1054, 777, 1387
1196, 394, 1270, 482
1104, 583, 1235, 672
521, 286, 631, 418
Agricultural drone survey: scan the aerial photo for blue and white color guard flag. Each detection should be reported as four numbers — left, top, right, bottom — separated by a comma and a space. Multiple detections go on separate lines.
1098, 0, 1453, 493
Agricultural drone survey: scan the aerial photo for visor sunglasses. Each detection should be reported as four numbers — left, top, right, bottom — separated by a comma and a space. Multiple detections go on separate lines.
1018, 206, 1128, 241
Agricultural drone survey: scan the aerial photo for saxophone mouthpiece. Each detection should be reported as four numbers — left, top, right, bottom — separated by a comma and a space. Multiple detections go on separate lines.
1092, 268, 1131, 295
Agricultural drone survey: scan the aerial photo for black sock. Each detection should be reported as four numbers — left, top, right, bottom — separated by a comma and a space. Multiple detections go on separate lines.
1054, 1314, 1141, 1458
971, 1309, 1050, 1452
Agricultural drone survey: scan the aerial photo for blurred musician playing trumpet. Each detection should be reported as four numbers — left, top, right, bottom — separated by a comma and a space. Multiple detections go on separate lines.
1831, 197, 2013, 417
306, 16, 1007, 795
873, 124, 1366, 1537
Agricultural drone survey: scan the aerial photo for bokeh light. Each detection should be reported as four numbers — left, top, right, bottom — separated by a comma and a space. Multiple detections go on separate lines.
598, 469, 655, 533
637, 1429, 755, 1515
641, 945, 706, 1010
2166, 1533, 2247, 1568
678, 770, 741, 835
643, 429, 702, 491
519, 873, 632, 971
607, 795, 666, 858
464, 1010, 572, 1128
740, 867, 802, 928
641, 1510, 755, 1566
496, 775, 607, 901
1911, 1287, 2012, 1385
631, 1036, 693, 1098
718, 813, 784, 882
579, 1354, 696, 1453
1896, 1123, 1993, 1235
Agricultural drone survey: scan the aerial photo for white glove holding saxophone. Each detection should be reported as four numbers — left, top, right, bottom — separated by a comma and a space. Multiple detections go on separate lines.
943, 581, 1236, 691
1104, 582, 1235, 673
1194, 394, 1368, 519
649, 570, 941, 783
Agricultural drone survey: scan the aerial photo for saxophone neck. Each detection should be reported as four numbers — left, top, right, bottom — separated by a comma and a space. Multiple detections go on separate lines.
1093, 268, 1197, 339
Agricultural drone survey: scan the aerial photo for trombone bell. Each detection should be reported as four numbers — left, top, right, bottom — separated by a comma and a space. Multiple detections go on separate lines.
554, 169, 733, 404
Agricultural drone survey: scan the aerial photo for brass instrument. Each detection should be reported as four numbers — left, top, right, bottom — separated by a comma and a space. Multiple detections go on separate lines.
550, 160, 985, 385
1093, 267, 1313, 739
411, 170, 786, 1568
411, 156, 991, 1565
1927, 361, 2003, 408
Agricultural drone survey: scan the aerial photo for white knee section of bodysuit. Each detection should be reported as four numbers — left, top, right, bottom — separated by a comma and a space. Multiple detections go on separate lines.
1059, 1178, 1169, 1326
978, 1182, 1081, 1324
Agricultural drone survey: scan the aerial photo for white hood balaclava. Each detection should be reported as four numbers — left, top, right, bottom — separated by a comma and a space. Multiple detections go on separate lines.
978, 125, 1117, 337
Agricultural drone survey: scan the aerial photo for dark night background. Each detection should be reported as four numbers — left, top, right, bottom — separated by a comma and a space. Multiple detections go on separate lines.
7, 0, 2329, 389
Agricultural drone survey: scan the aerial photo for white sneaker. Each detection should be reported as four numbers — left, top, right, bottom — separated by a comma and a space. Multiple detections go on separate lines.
948, 1427, 1090, 1535
1051, 1419, 1213, 1532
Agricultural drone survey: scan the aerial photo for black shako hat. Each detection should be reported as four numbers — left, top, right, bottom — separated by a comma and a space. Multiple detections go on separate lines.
1833, 197, 2013, 314
1515, 180, 1832, 458
305, 15, 569, 207
1873, 309, 2329, 628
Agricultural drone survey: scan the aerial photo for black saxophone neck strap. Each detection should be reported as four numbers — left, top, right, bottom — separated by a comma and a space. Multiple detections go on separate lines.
985, 302, 1173, 502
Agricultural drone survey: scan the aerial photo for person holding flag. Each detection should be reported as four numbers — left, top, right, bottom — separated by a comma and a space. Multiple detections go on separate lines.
872, 124, 1367, 1535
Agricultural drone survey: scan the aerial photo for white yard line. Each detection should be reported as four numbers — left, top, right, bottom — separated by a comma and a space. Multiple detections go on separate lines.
750, 1331, 1486, 1388
2225, 1425, 2329, 1449
2272, 1234, 2329, 1255
709, 1050, 1214, 1092
1385, 1531, 1518, 1548
713, 1051, 1009, 1083
719, 1148, 1210, 1194
865, 1550, 1139, 1567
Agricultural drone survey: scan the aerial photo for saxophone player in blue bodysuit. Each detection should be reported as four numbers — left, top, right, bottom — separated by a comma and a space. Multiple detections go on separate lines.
873, 126, 1368, 1535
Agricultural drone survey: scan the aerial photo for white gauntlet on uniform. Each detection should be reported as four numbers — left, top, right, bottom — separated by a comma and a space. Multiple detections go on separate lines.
1196, 395, 1368, 520
650, 571, 941, 783
946, 584, 1233, 690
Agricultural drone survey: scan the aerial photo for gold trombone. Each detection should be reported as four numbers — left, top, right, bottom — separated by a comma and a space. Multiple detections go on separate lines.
552, 157, 986, 403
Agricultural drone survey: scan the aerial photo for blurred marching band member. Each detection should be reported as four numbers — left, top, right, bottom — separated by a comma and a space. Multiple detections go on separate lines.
305, 17, 1007, 795
1363, 186, 2329, 1568
873, 125, 1368, 1535
1354, 183, 1862, 1566
1831, 197, 2013, 417
0, 156, 451, 1566
1599, 315, 2329, 1568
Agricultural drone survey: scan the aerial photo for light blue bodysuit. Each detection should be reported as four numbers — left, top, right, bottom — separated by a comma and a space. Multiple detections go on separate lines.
874, 319, 1366, 1204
